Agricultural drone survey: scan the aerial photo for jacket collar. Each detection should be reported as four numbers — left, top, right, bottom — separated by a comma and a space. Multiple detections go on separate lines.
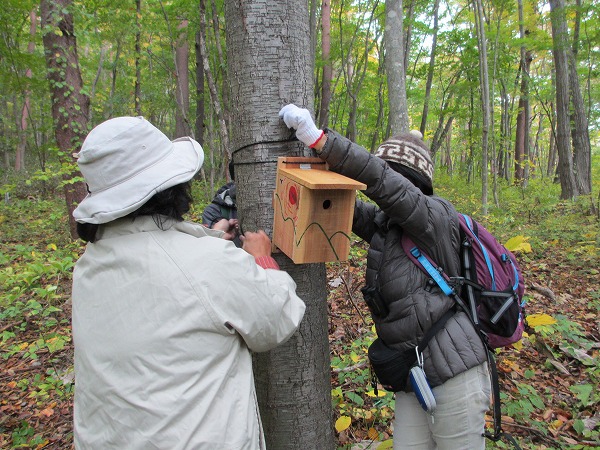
94, 215, 223, 240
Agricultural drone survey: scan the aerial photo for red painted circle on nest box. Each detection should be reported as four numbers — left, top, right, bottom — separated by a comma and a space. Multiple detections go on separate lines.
288, 186, 298, 205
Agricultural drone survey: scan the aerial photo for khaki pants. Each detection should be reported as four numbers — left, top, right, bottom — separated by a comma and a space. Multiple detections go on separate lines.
393, 362, 491, 450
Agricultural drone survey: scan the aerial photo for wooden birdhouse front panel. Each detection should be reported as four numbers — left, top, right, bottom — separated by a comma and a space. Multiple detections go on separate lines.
272, 157, 366, 264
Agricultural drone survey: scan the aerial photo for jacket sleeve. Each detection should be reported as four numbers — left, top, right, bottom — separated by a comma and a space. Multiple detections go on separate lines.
352, 199, 378, 243
179, 238, 306, 353
201, 202, 223, 227
319, 129, 460, 258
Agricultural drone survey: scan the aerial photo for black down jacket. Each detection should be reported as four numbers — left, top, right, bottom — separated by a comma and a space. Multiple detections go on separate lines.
319, 129, 487, 388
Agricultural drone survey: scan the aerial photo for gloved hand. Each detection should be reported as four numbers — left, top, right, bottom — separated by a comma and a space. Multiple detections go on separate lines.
279, 104, 324, 148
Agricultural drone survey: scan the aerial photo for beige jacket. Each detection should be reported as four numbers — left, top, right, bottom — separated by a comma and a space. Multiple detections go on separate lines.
72, 216, 305, 449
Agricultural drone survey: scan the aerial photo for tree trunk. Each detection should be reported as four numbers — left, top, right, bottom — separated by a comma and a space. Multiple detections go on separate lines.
568, 0, 592, 195
40, 0, 90, 239
549, 0, 579, 199
499, 81, 510, 180
15, 9, 37, 172
384, 0, 409, 134
514, 0, 531, 187
134, 0, 142, 116
473, 0, 490, 213
419, 0, 439, 135
318, 0, 332, 129
199, 0, 230, 169
224, 2, 333, 449
195, 31, 205, 147
175, 19, 190, 138
109, 39, 122, 118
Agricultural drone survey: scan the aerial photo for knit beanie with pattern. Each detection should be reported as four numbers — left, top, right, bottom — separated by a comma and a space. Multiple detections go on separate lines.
374, 130, 433, 188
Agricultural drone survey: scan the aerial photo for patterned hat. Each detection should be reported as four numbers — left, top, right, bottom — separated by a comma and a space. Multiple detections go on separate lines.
374, 130, 433, 185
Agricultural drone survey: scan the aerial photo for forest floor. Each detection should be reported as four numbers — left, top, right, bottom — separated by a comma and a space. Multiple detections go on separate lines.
1, 207, 599, 449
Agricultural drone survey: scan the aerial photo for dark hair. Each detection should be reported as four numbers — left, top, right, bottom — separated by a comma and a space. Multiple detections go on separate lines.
76, 182, 194, 243
387, 161, 434, 196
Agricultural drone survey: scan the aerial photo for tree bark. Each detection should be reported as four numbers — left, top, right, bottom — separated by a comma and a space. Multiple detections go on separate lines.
318, 0, 332, 129
384, 0, 409, 134
514, 0, 531, 186
40, 0, 90, 239
419, 0, 439, 136
194, 30, 205, 147
199, 0, 230, 171
568, 0, 591, 195
224, 2, 333, 449
134, 0, 142, 116
549, 0, 579, 199
473, 0, 490, 214
15, 9, 37, 172
175, 19, 190, 138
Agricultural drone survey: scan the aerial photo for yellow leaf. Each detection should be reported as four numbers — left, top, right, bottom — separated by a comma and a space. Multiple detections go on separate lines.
350, 352, 360, 363
377, 440, 394, 449
366, 389, 387, 398
527, 313, 557, 328
504, 235, 532, 253
368, 427, 379, 440
335, 415, 351, 432
47, 243, 58, 251
511, 340, 524, 351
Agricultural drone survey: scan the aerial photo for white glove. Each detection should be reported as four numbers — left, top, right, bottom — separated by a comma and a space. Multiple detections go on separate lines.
279, 104, 324, 148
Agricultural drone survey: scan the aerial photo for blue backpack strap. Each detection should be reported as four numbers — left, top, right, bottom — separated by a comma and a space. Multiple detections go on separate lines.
409, 247, 454, 296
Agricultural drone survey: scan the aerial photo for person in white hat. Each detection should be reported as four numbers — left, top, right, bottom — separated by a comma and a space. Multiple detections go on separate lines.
71, 116, 305, 449
280, 105, 491, 450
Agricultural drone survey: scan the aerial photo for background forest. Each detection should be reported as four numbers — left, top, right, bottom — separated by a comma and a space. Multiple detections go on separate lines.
1, 0, 599, 449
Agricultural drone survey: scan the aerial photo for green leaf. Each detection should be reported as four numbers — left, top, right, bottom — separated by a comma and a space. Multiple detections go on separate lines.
570, 384, 593, 406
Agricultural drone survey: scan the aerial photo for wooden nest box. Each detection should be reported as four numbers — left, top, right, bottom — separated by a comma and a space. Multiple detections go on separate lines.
272, 156, 366, 264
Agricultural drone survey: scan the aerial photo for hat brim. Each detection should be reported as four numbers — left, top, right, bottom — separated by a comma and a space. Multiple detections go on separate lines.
73, 137, 204, 224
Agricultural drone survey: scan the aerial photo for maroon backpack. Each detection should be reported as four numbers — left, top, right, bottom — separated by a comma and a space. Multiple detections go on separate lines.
401, 213, 525, 349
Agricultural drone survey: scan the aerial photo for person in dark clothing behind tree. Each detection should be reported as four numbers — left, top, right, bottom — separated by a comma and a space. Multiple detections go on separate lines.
280, 104, 491, 450
202, 161, 241, 247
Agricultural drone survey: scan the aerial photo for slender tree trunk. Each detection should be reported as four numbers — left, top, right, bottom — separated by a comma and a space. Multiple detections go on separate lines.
514, 0, 531, 187
549, 0, 579, 199
194, 30, 205, 146
175, 19, 190, 137
499, 81, 510, 180
568, 0, 591, 195
384, 0, 409, 134
109, 39, 122, 118
224, 2, 333, 449
473, 0, 490, 213
40, 0, 90, 239
135, 0, 142, 116
547, 110, 557, 177
15, 9, 37, 172
419, 0, 439, 136
318, 0, 332, 129
199, 0, 230, 167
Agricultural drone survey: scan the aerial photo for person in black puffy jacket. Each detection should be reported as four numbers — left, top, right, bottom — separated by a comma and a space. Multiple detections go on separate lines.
280, 104, 491, 450
202, 161, 241, 247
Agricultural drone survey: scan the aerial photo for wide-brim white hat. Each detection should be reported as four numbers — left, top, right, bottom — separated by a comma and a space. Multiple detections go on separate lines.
73, 116, 204, 224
